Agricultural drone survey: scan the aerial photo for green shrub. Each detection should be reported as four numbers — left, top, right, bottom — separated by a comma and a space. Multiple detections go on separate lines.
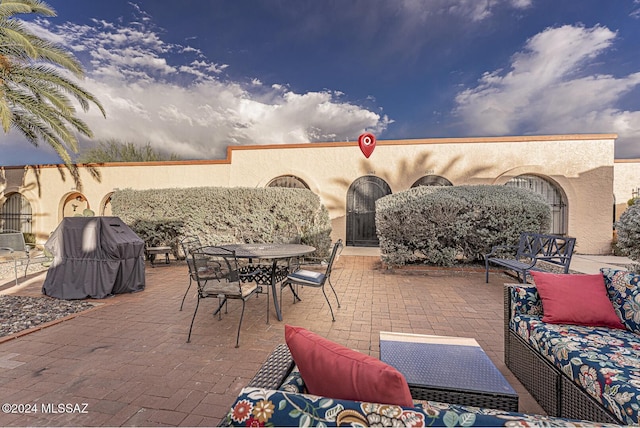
616, 204, 640, 273
110, 187, 332, 257
376, 185, 551, 266
130, 219, 185, 258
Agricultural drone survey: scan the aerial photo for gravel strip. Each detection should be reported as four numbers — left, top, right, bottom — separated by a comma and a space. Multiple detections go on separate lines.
0, 295, 95, 337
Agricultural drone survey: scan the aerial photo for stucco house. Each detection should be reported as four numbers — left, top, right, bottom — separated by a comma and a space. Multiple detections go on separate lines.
1, 133, 638, 254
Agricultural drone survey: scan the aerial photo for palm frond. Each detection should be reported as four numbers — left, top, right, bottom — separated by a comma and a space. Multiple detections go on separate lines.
0, 0, 105, 168
0, 0, 55, 19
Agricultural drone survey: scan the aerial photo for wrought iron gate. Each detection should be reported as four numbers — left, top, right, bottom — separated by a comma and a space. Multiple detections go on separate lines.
346, 176, 391, 247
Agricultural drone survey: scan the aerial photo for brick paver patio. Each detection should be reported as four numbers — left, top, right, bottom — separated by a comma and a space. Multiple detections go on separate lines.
0, 256, 543, 426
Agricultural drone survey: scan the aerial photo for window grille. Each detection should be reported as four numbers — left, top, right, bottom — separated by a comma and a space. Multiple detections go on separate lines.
411, 175, 453, 187
505, 175, 567, 235
267, 175, 309, 189
0, 193, 32, 233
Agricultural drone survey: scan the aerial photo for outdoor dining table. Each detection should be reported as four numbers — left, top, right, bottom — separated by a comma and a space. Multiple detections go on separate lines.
204, 243, 315, 321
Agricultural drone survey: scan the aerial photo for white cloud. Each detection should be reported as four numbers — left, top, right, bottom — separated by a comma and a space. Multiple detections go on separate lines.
454, 25, 640, 157
29, 11, 390, 161
398, 0, 532, 23
78, 78, 390, 159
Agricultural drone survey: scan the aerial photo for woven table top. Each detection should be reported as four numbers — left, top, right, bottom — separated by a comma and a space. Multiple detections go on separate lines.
380, 332, 517, 396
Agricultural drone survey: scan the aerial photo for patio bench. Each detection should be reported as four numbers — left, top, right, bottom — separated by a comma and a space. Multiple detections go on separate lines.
145, 245, 172, 267
0, 229, 34, 285
484, 232, 576, 283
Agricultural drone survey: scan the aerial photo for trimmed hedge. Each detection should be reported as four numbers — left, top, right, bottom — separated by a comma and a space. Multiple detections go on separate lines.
376, 185, 551, 266
616, 203, 640, 272
110, 187, 332, 258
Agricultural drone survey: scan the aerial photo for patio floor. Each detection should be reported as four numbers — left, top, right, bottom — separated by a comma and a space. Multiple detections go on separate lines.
0, 255, 544, 426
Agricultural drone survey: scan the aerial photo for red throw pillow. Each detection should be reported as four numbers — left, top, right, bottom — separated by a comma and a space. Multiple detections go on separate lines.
284, 325, 413, 407
531, 271, 625, 329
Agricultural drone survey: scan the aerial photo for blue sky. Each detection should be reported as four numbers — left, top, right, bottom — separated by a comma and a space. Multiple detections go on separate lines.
2, 0, 640, 166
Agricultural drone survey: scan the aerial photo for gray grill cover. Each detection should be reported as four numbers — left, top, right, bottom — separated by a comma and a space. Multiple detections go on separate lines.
42, 217, 145, 299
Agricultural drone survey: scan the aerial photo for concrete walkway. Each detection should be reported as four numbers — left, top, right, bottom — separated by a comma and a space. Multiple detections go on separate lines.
343, 246, 634, 275
570, 254, 633, 274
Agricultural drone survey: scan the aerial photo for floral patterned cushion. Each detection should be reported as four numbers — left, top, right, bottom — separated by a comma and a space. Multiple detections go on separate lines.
601, 268, 640, 334
509, 285, 542, 319
279, 367, 306, 394
512, 314, 640, 425
223, 387, 597, 427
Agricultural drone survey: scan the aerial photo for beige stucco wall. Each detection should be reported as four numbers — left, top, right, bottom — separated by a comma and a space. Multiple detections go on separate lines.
613, 160, 640, 222
0, 134, 618, 254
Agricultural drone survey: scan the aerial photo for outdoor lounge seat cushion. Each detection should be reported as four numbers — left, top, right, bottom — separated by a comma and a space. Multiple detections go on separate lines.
284, 324, 414, 407
225, 387, 607, 427
510, 285, 640, 425
601, 268, 640, 334
530, 271, 625, 329
287, 268, 325, 285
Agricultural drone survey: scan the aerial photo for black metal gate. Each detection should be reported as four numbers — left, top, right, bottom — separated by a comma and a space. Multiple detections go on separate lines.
346, 176, 391, 247
0, 193, 32, 233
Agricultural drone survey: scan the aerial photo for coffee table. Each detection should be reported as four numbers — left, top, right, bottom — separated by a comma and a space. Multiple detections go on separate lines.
379, 332, 518, 411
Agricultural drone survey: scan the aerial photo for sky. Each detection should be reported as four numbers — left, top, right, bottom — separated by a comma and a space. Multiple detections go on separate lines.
2, 0, 640, 166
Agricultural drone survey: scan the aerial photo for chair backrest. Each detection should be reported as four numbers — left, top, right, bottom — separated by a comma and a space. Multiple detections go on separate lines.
517, 233, 576, 263
0, 229, 27, 252
181, 236, 202, 259
324, 239, 343, 279
181, 236, 202, 274
191, 247, 243, 296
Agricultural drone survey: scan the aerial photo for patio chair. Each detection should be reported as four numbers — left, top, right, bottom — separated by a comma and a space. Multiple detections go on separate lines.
280, 239, 343, 321
179, 235, 202, 311
187, 247, 264, 347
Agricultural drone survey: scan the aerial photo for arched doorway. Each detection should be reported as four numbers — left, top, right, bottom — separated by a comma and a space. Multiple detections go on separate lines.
346, 176, 391, 247
0, 193, 32, 232
505, 175, 567, 235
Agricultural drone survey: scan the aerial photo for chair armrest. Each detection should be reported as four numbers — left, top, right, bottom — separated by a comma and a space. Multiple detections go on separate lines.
485, 244, 518, 258
289, 256, 327, 271
535, 255, 571, 263
239, 267, 263, 280
247, 344, 295, 389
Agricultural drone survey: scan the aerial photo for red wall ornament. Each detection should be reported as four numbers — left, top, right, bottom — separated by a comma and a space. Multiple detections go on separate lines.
358, 133, 376, 158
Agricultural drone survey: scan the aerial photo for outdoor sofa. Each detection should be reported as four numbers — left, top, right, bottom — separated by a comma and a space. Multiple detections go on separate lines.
222, 326, 615, 427
505, 268, 640, 425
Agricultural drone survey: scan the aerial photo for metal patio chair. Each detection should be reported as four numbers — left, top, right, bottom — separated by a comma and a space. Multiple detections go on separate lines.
187, 246, 264, 347
280, 239, 343, 321
179, 235, 203, 311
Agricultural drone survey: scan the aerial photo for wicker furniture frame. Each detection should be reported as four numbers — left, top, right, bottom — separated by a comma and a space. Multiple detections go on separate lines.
247, 344, 296, 389
503, 285, 621, 424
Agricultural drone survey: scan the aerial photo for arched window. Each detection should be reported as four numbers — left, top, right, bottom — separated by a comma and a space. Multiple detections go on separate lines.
505, 175, 567, 235
267, 175, 309, 189
1, 193, 32, 233
411, 175, 453, 187
62, 193, 89, 217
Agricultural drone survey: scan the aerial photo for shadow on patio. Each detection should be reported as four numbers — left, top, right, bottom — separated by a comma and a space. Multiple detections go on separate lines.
0, 255, 543, 426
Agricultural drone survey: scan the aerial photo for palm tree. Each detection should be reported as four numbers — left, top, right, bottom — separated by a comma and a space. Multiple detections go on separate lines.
0, 0, 105, 169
